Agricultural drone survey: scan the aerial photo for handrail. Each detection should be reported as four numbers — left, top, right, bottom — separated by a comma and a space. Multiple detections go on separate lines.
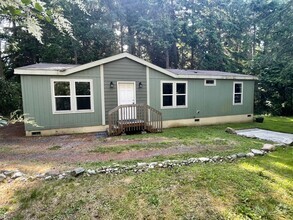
108, 103, 162, 136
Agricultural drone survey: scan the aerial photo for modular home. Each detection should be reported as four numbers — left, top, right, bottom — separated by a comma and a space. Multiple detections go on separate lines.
15, 53, 257, 136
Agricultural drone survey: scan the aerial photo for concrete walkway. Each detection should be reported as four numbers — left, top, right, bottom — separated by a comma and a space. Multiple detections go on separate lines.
236, 128, 293, 145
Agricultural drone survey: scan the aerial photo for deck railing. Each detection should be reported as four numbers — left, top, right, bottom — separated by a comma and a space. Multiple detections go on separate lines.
108, 104, 162, 136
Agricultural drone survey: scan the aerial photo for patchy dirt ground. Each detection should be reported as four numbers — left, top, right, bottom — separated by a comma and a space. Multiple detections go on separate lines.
0, 123, 230, 173
0, 123, 231, 213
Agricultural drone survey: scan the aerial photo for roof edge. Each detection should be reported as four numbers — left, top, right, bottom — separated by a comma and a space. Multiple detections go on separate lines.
15, 68, 62, 75
14, 53, 258, 80
64, 53, 178, 77
176, 74, 258, 80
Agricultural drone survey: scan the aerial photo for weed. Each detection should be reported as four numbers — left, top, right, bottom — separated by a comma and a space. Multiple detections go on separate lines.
48, 145, 62, 150
0, 207, 9, 219
0, 146, 11, 153
148, 194, 160, 206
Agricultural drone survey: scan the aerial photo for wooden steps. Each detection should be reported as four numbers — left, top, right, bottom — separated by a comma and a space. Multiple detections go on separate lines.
108, 104, 162, 136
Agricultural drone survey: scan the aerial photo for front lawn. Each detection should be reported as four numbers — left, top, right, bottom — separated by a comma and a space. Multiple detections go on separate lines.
86, 116, 292, 166
8, 147, 293, 219
1, 116, 293, 219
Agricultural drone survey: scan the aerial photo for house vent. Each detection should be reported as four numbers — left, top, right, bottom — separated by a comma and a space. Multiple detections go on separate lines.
194, 118, 200, 122
31, 131, 41, 136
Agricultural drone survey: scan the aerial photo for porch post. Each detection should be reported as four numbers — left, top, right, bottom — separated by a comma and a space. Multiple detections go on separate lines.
146, 67, 150, 105
100, 65, 105, 125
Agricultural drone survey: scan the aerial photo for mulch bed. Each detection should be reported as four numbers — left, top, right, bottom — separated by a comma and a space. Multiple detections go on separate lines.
0, 122, 25, 138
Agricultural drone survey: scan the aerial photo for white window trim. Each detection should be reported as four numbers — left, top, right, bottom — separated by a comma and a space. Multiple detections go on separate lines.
51, 79, 94, 114
204, 79, 216, 86
233, 81, 243, 105
160, 81, 188, 109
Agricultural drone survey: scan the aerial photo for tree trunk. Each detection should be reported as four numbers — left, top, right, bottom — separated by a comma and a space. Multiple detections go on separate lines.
252, 22, 256, 59
169, 0, 178, 68
191, 46, 195, 69
137, 36, 141, 58
170, 43, 179, 68
120, 25, 124, 53
0, 61, 4, 79
74, 49, 78, 64
0, 45, 4, 78
166, 49, 170, 69
128, 26, 136, 55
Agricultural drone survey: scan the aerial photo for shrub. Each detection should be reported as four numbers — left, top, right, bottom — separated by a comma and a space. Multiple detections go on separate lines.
0, 78, 22, 116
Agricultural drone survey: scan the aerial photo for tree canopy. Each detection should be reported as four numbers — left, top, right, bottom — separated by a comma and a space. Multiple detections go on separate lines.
0, 0, 292, 116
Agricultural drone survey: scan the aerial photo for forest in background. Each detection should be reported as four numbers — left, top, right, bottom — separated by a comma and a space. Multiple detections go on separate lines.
0, 0, 292, 116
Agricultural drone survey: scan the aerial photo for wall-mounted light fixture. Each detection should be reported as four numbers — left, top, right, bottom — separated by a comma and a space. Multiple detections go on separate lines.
110, 81, 114, 88
138, 82, 143, 88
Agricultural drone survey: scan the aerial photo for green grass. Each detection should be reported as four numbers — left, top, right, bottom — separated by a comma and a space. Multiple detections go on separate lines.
47, 145, 62, 150
253, 116, 293, 133
89, 142, 171, 154
84, 136, 265, 169
85, 133, 266, 168
80, 116, 292, 168
118, 116, 293, 141
3, 116, 293, 219
0, 207, 9, 217
9, 147, 293, 219
85, 120, 274, 167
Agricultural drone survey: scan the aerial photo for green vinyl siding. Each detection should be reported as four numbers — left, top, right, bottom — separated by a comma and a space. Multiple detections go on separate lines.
149, 69, 254, 121
104, 58, 147, 123
20, 57, 255, 133
21, 67, 102, 131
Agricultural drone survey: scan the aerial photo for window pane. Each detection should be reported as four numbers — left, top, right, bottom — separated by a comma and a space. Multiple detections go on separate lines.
76, 82, 90, 95
205, 80, 215, 85
177, 95, 186, 106
163, 96, 173, 106
54, 82, 70, 96
234, 94, 242, 103
77, 97, 91, 110
234, 83, 242, 93
176, 83, 186, 94
163, 83, 173, 94
56, 97, 71, 110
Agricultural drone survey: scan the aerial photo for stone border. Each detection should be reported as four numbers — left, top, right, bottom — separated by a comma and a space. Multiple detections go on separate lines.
0, 144, 287, 183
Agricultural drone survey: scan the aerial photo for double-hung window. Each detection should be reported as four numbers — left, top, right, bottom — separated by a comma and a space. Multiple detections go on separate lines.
52, 79, 94, 113
233, 82, 243, 105
161, 81, 187, 108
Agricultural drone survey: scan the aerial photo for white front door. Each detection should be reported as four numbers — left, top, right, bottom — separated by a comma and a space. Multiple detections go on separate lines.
117, 82, 136, 119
